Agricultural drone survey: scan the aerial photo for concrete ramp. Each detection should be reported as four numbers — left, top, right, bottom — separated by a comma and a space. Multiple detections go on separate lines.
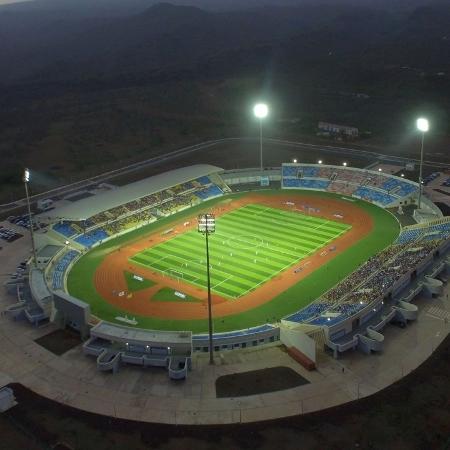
393, 300, 419, 324
3, 302, 26, 319
423, 276, 443, 297
96, 349, 121, 373
357, 327, 384, 354
169, 357, 189, 380
280, 320, 316, 370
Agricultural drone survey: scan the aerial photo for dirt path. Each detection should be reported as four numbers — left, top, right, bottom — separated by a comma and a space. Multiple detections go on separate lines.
94, 193, 373, 320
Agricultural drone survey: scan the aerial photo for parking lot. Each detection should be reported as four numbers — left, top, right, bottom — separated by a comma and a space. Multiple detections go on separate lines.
0, 225, 23, 243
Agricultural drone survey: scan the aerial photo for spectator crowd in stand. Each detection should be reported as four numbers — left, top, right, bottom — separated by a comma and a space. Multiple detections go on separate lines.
53, 177, 224, 247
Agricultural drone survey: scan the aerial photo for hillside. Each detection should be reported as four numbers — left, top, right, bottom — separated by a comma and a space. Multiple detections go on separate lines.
0, 1, 449, 201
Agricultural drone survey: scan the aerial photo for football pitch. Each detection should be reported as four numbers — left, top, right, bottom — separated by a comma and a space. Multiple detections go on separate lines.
130, 204, 351, 299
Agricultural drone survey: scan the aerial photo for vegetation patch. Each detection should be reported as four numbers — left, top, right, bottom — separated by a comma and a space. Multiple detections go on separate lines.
124, 271, 156, 292
151, 287, 202, 303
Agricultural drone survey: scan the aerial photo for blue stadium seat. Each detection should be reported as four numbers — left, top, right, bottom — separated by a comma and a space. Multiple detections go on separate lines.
53, 222, 77, 238
300, 166, 319, 177
353, 187, 395, 205
396, 229, 422, 244
396, 222, 450, 244
195, 185, 223, 200
196, 176, 211, 186
282, 166, 298, 177
285, 302, 331, 323
75, 229, 109, 248
52, 250, 79, 290
382, 179, 417, 197
283, 179, 330, 189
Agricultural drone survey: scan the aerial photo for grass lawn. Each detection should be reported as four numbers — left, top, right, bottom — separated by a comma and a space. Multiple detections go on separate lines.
151, 287, 202, 303
131, 204, 350, 298
124, 271, 156, 292
67, 191, 400, 333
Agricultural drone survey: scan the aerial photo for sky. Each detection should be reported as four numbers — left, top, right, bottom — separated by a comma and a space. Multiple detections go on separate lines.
0, 0, 435, 11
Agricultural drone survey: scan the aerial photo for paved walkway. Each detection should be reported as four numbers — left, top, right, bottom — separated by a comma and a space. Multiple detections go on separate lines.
0, 231, 449, 424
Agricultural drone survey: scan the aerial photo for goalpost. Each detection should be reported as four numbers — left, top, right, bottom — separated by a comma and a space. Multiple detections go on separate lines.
163, 268, 185, 283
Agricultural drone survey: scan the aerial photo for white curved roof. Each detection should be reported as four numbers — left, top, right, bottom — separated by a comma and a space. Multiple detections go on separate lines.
40, 164, 223, 222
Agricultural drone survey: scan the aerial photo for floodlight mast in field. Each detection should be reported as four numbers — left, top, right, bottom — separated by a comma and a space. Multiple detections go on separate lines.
253, 103, 269, 174
198, 213, 215, 365
416, 118, 429, 209
23, 168, 37, 265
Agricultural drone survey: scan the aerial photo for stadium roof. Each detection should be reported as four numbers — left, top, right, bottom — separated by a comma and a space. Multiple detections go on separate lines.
40, 164, 223, 222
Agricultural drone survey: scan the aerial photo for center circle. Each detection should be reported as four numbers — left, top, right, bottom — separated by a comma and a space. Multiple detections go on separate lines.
226, 234, 264, 250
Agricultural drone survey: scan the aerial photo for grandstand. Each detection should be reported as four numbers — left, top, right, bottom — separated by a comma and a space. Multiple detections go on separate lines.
52, 250, 79, 290
282, 163, 419, 207
3, 161, 449, 374
283, 234, 446, 332
396, 217, 450, 244
38, 164, 229, 250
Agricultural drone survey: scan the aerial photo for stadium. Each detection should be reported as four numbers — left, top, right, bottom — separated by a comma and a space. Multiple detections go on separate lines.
1, 151, 450, 424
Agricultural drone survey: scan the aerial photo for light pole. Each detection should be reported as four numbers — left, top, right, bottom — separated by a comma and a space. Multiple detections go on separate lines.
253, 103, 269, 173
416, 118, 429, 209
23, 168, 37, 265
198, 213, 215, 365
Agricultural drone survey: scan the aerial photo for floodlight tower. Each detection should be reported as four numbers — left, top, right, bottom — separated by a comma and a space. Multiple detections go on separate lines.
253, 103, 269, 173
23, 168, 37, 265
416, 118, 429, 209
198, 213, 215, 365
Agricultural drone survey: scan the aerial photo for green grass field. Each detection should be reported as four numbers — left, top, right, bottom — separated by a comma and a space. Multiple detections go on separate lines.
131, 204, 350, 299
67, 191, 400, 332
124, 271, 156, 292
151, 288, 201, 303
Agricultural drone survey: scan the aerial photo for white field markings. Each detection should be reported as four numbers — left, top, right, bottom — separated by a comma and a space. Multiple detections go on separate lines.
142, 247, 259, 297
216, 214, 350, 263
214, 215, 306, 255
135, 208, 351, 299
236, 209, 342, 239
221, 208, 334, 243
131, 256, 240, 298
248, 206, 272, 217
426, 306, 450, 321
146, 250, 246, 283
212, 275, 234, 290
236, 225, 351, 298
176, 231, 282, 274
134, 252, 168, 267
146, 257, 241, 299
256, 206, 349, 232
225, 203, 325, 232
216, 214, 342, 257
139, 230, 283, 295
213, 231, 302, 260
215, 232, 264, 248
311, 220, 330, 232
141, 232, 299, 299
